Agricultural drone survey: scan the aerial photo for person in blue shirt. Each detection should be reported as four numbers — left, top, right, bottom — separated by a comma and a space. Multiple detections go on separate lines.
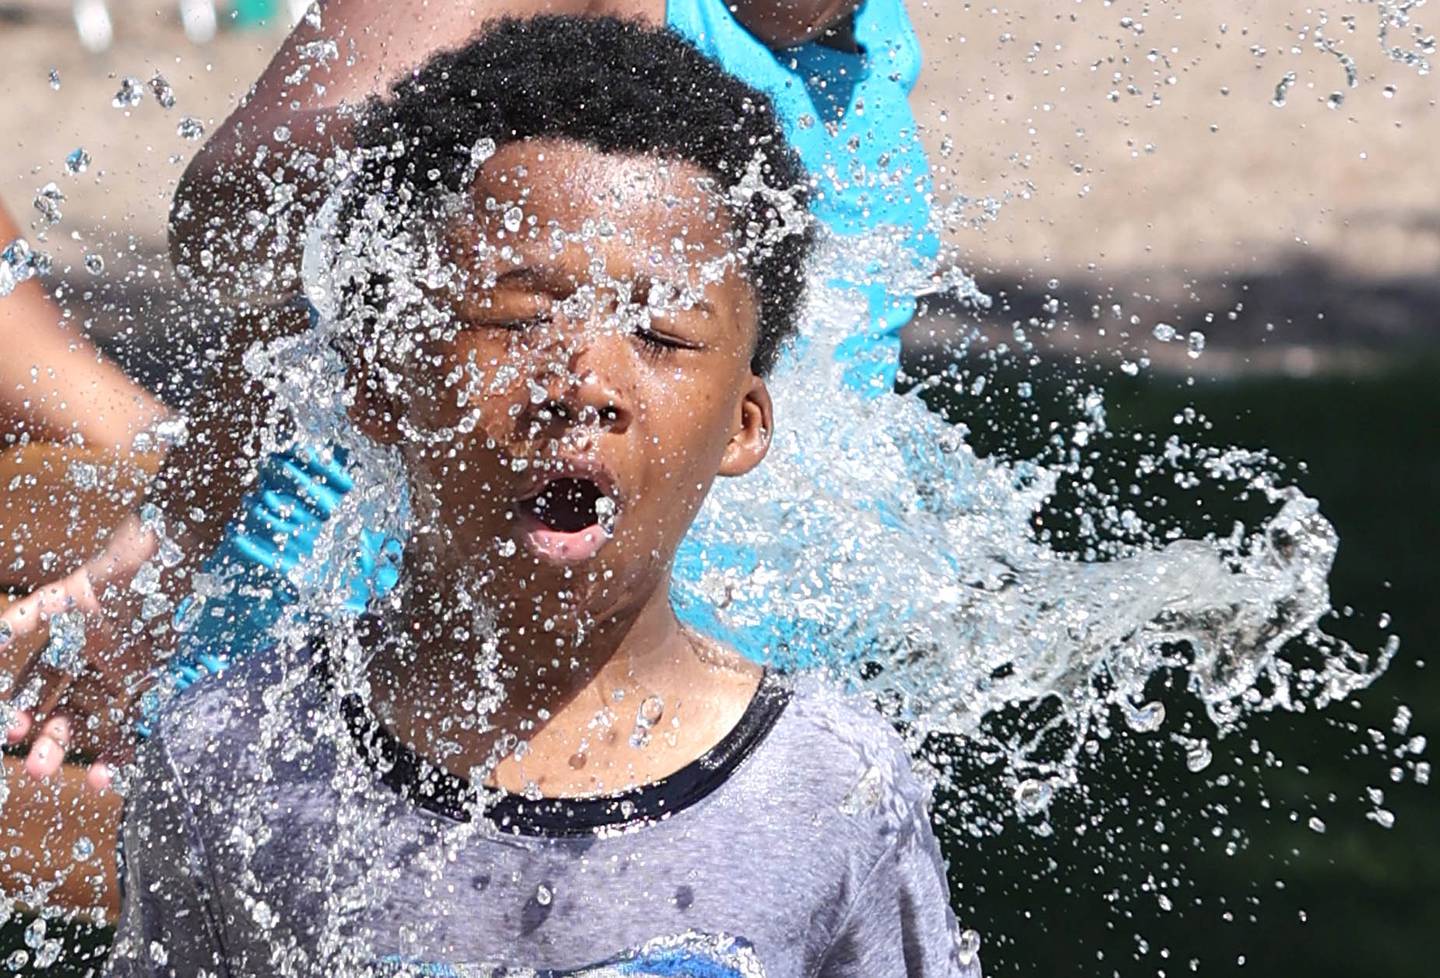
2, 0, 937, 783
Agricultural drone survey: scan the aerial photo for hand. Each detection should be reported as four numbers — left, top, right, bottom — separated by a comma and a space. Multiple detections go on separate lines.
2, 514, 165, 790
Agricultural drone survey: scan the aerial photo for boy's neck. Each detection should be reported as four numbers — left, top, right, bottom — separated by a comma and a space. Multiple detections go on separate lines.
363, 568, 762, 799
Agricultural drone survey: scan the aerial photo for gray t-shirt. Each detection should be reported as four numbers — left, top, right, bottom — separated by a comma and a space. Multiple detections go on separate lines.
106, 645, 981, 978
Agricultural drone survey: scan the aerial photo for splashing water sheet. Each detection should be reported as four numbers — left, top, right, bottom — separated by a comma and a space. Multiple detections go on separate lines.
0, 3, 1434, 976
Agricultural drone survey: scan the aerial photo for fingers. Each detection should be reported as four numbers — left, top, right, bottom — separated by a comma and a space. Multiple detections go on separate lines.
5, 710, 32, 743
6, 635, 87, 746
86, 761, 117, 793
3, 572, 100, 705
86, 711, 141, 795
24, 716, 71, 781
19, 669, 143, 787
1, 536, 164, 788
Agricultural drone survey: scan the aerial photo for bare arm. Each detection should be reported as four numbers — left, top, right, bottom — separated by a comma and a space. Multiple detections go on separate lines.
730, 0, 863, 47
0, 203, 167, 452
0, 304, 300, 785
170, 0, 659, 301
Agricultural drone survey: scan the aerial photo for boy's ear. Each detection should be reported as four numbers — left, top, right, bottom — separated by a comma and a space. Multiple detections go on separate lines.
719, 376, 774, 478
347, 365, 404, 445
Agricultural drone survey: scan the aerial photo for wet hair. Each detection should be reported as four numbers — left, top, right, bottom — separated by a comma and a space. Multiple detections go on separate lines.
350, 15, 813, 376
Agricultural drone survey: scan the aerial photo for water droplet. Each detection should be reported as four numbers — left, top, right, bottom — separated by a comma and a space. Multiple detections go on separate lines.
1383, 84, 1398, 98
1184, 739, 1213, 772
1014, 778, 1054, 817
32, 183, 65, 225
1392, 704, 1412, 735
84, 253, 105, 275
1367, 808, 1396, 829
596, 495, 617, 536
957, 928, 982, 967
72, 836, 95, 861
40, 610, 87, 675
112, 76, 145, 109
65, 148, 91, 175
177, 117, 206, 141
47, 68, 60, 90
1308, 816, 1326, 833
535, 883, 552, 906
629, 694, 664, 748
1326, 91, 1345, 110
273, 125, 292, 144
1124, 700, 1165, 733
1152, 322, 1176, 342
841, 765, 885, 815
1186, 330, 1207, 358
22, 918, 45, 949
503, 206, 524, 233
149, 73, 175, 110
32, 941, 60, 969
1272, 71, 1297, 107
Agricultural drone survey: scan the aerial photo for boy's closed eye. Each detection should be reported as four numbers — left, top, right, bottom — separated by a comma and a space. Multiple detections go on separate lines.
464, 292, 709, 359
493, 314, 704, 363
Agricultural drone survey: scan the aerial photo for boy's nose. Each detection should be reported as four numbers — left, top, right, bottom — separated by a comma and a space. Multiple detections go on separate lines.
533, 374, 631, 434
523, 336, 633, 437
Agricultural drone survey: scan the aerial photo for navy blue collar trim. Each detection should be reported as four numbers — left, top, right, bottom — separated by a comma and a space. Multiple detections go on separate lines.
337, 669, 791, 838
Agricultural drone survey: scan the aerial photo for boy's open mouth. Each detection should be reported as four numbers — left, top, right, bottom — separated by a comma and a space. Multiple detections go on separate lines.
515, 474, 618, 562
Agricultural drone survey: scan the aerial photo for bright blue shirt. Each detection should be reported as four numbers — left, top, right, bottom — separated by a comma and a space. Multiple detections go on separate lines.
669, 0, 937, 394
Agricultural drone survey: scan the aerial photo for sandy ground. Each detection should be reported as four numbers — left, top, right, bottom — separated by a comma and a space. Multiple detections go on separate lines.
0, 0, 1437, 376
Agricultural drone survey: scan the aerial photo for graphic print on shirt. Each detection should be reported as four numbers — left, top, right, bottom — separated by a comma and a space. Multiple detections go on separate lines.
376, 930, 766, 978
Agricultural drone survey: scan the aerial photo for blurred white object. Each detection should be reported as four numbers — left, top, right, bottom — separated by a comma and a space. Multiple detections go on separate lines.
287, 0, 311, 24
180, 0, 218, 43
72, 0, 113, 53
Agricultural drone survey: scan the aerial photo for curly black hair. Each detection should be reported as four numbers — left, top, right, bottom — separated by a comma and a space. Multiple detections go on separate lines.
349, 15, 813, 376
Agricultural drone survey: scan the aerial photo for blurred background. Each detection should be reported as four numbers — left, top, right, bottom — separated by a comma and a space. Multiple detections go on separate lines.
0, 0, 1435, 975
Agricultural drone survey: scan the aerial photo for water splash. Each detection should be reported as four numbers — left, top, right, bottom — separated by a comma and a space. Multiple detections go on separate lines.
674, 234, 1393, 817
231, 170, 1399, 839
0, 28, 1424, 970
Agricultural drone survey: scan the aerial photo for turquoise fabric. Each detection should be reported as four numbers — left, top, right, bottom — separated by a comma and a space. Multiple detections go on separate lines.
152, 2, 937, 716
668, 0, 937, 395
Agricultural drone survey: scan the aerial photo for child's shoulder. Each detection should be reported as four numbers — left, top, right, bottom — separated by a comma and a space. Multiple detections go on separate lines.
756, 674, 932, 831
145, 644, 328, 778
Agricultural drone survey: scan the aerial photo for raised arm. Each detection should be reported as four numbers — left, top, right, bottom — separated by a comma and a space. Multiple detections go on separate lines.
0, 202, 167, 452
169, 0, 658, 301
729, 0, 863, 47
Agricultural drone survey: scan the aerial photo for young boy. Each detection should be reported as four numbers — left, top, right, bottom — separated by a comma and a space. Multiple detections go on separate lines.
106, 17, 974, 978
5, 0, 936, 787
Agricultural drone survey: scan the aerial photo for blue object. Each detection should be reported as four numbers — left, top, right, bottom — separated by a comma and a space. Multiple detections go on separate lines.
150, 444, 403, 719
668, 0, 937, 394
153, 0, 937, 716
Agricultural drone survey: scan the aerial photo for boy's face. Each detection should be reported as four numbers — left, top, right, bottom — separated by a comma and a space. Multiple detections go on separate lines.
357, 139, 773, 631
